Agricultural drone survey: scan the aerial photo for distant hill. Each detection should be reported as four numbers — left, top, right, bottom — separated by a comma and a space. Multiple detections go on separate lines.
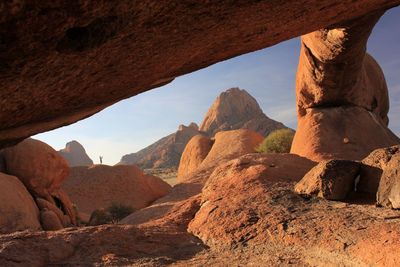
118, 88, 289, 169
58, 140, 93, 167
118, 123, 204, 169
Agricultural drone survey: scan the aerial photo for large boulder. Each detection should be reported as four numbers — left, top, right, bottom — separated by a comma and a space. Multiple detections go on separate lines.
188, 153, 316, 247
200, 129, 263, 168
2, 138, 69, 199
291, 11, 399, 161
40, 210, 64, 231
58, 140, 93, 167
177, 135, 213, 179
199, 88, 287, 136
62, 165, 172, 220
0, 172, 41, 234
359, 145, 400, 194
376, 153, 400, 209
291, 107, 399, 161
294, 160, 360, 200
2, 138, 76, 226
178, 129, 264, 183
1, 1, 395, 149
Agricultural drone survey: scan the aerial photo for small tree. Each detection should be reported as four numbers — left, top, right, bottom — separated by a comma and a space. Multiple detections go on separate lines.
107, 203, 134, 223
256, 129, 295, 153
88, 203, 135, 225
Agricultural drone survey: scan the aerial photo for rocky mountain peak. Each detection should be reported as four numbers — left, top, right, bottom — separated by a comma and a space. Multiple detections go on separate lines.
58, 140, 93, 167
199, 87, 286, 136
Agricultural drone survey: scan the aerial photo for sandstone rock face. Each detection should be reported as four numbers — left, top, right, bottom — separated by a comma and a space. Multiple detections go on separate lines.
377, 153, 400, 209
177, 135, 213, 179
2, 138, 76, 227
0, 224, 207, 267
178, 129, 264, 183
0, 172, 41, 234
1, 1, 397, 148
291, 11, 399, 161
291, 107, 399, 161
2, 138, 69, 199
359, 145, 400, 194
62, 165, 172, 219
58, 140, 93, 167
118, 123, 202, 169
199, 88, 287, 136
294, 160, 360, 200
186, 153, 400, 266
200, 129, 263, 167
188, 153, 317, 247
1, 152, 400, 265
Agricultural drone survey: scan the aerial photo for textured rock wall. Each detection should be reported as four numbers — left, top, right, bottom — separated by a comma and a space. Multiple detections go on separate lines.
0, 1, 399, 147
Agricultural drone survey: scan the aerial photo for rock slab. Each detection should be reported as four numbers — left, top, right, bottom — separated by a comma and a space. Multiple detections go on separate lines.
295, 160, 360, 200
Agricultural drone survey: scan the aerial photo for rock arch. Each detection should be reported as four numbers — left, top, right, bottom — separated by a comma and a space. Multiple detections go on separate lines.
0, 1, 399, 148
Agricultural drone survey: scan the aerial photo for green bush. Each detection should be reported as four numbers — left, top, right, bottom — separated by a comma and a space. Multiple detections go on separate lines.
88, 203, 135, 226
256, 129, 295, 153
107, 203, 134, 223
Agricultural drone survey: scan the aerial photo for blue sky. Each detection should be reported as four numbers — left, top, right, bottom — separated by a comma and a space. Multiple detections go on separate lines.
35, 7, 400, 165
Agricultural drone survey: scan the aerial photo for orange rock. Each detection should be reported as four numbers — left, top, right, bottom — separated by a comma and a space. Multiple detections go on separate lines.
200, 129, 263, 169
377, 153, 400, 209
0, 172, 41, 234
177, 135, 213, 180
1, 1, 395, 148
2, 138, 69, 199
2, 138, 77, 227
36, 198, 67, 227
62, 165, 172, 219
294, 160, 360, 200
359, 145, 400, 194
292, 12, 399, 161
291, 107, 399, 161
188, 153, 316, 247
178, 129, 264, 183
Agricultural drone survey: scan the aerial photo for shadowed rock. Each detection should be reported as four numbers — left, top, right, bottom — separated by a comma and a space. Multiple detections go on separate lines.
0, 1, 399, 148
377, 153, 400, 209
295, 160, 360, 200
0, 172, 41, 234
359, 145, 400, 194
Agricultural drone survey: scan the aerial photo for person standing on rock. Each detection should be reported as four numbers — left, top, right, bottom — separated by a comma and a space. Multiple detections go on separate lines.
99, 156, 103, 164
